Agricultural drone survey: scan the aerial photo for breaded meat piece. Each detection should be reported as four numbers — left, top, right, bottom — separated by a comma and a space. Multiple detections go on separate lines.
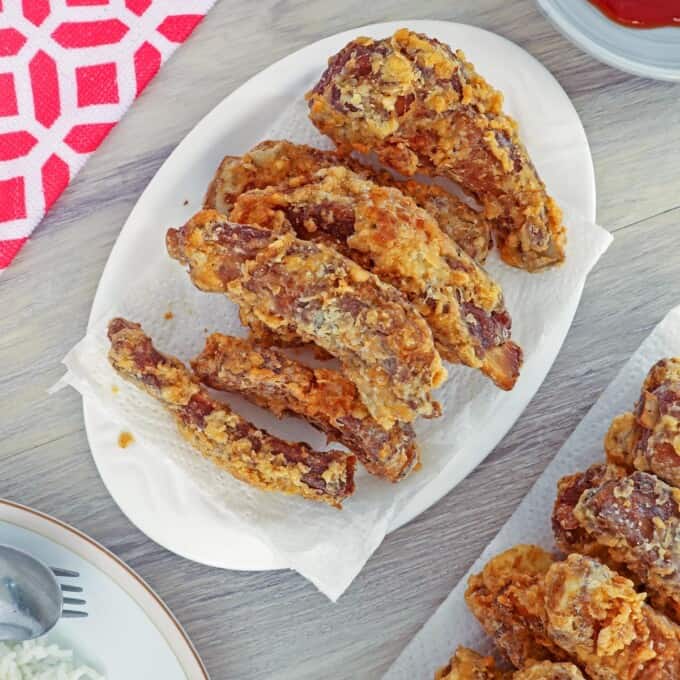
544, 554, 680, 680
435, 647, 584, 680
552, 463, 628, 560
605, 358, 680, 487
107, 318, 355, 507
574, 471, 680, 622
307, 29, 566, 271
465, 545, 565, 667
191, 333, 420, 481
230, 166, 522, 389
167, 210, 446, 428
205, 139, 492, 261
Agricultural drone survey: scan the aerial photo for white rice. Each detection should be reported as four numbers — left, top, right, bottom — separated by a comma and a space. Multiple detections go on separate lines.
0, 639, 104, 680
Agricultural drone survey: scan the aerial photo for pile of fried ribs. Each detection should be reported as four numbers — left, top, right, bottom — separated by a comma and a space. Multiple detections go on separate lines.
436, 357, 680, 679
107, 29, 570, 507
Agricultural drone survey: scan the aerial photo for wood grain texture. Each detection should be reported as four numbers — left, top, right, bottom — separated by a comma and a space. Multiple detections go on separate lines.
1, 1, 680, 678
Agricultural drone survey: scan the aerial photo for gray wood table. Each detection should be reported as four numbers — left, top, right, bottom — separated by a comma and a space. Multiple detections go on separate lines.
2, 1, 679, 677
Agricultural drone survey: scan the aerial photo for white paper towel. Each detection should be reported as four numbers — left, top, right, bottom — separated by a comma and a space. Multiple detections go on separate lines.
56, 92, 612, 601
384, 304, 680, 679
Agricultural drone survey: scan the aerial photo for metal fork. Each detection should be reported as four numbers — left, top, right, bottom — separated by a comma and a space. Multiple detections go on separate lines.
0, 545, 87, 641
52, 567, 88, 619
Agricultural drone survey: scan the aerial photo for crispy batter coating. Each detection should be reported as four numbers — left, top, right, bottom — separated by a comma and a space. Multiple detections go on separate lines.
512, 663, 584, 680
307, 29, 566, 271
435, 647, 508, 680
603, 411, 637, 468
230, 165, 522, 390
471, 547, 680, 679
106, 318, 355, 507
165, 211, 319, 352
167, 210, 446, 428
204, 143, 333, 215
465, 545, 565, 667
573, 471, 680, 622
390, 176, 492, 262
605, 358, 680, 487
237, 305, 307, 350
435, 647, 584, 680
205, 139, 492, 261
552, 463, 628, 560
191, 333, 420, 481
544, 554, 680, 680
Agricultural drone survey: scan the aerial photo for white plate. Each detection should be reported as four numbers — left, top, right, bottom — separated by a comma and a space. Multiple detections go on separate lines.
0, 499, 208, 679
83, 20, 596, 571
537, 0, 680, 81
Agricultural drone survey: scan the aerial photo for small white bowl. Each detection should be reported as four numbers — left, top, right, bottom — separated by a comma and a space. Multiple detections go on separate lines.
537, 0, 680, 81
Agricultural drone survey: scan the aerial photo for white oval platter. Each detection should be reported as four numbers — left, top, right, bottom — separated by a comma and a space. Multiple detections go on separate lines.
84, 20, 596, 571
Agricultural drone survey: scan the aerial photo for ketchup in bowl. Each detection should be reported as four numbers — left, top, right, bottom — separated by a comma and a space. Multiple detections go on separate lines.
588, 0, 680, 28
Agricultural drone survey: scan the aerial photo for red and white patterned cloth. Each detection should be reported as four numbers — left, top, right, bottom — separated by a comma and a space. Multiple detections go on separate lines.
0, 0, 216, 274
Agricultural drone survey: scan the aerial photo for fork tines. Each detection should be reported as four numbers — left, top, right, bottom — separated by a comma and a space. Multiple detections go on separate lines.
51, 567, 88, 619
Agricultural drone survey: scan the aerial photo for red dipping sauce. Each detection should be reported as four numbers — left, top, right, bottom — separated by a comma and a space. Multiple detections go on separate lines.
588, 1, 680, 28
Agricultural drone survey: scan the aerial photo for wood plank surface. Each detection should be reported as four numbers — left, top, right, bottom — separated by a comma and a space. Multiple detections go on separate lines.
1, 1, 679, 678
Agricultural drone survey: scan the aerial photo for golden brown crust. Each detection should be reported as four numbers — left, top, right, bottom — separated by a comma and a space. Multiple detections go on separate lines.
465, 545, 566, 667
512, 662, 584, 680
166, 210, 280, 293
204, 143, 334, 215
230, 165, 522, 390
603, 411, 637, 468
471, 547, 680, 679
388, 177, 492, 263
614, 359, 680, 486
573, 471, 680, 622
435, 647, 508, 680
106, 318, 355, 507
604, 359, 680, 488
167, 210, 446, 428
238, 306, 305, 348
191, 333, 420, 481
552, 463, 628, 559
553, 462, 680, 618
204, 139, 492, 261
544, 554, 680, 680
434, 648, 584, 680
307, 29, 566, 271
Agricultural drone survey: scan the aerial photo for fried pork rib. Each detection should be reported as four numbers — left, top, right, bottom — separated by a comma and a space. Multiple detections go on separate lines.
552, 463, 628, 560
205, 139, 492, 261
191, 333, 420, 481
465, 545, 565, 667
167, 210, 446, 428
469, 547, 680, 679
435, 647, 508, 680
307, 29, 566, 271
554, 466, 680, 622
204, 141, 335, 216
106, 318, 355, 507
390, 176, 492, 263
511, 663, 584, 680
605, 358, 680, 487
230, 166, 522, 390
604, 411, 637, 468
434, 647, 583, 680
544, 554, 680, 680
